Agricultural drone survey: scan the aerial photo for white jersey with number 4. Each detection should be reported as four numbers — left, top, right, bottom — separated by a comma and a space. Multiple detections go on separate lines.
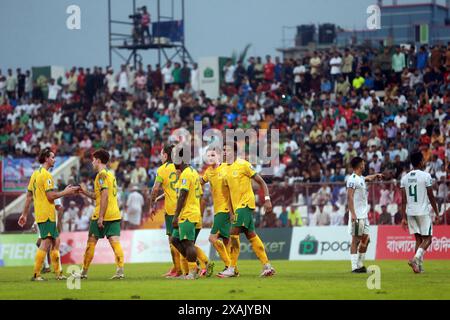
400, 170, 433, 216
346, 173, 369, 219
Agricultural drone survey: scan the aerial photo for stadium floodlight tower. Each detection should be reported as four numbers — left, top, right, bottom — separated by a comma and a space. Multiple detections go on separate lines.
108, 0, 193, 68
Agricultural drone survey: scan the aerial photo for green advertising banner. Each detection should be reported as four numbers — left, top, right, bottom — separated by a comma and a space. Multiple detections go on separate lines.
0, 234, 37, 267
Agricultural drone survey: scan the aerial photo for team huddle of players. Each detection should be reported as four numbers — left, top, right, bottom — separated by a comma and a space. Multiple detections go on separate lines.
18, 143, 438, 281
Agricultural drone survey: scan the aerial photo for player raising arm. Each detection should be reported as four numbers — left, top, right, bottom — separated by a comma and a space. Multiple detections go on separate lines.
18, 148, 79, 281
400, 151, 440, 273
347, 156, 383, 273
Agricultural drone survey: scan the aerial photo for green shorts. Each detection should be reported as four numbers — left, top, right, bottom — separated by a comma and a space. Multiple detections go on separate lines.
211, 212, 231, 238
89, 220, 121, 239
232, 206, 255, 233
172, 220, 197, 241
38, 219, 59, 239
165, 214, 174, 236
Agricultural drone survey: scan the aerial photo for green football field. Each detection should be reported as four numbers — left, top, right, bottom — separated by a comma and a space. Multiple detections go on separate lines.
0, 260, 449, 300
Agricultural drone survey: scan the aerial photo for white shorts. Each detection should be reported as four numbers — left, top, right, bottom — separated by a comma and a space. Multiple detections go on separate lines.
348, 218, 370, 236
407, 215, 432, 236
126, 208, 142, 226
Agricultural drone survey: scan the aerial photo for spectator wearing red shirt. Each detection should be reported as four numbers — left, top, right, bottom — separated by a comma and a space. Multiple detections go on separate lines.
77, 67, 85, 91
367, 205, 380, 225
264, 55, 275, 82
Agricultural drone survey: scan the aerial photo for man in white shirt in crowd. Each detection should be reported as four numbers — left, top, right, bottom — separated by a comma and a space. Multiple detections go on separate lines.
117, 64, 129, 91
401, 152, 439, 274
73, 207, 90, 231
223, 59, 236, 85
125, 185, 145, 229
190, 63, 200, 92
161, 61, 174, 90
329, 52, 342, 87
47, 78, 61, 102
63, 201, 80, 232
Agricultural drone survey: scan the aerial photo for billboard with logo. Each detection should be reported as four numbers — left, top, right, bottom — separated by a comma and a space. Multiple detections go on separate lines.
59, 231, 134, 265
289, 226, 378, 260
209, 228, 293, 261
130, 229, 211, 263
198, 56, 228, 99
376, 226, 450, 260
0, 234, 37, 266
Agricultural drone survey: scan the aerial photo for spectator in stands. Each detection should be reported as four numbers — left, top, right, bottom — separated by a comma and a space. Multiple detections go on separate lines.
367, 204, 379, 225
279, 206, 289, 227
63, 200, 80, 232
378, 205, 392, 225
73, 206, 90, 231
312, 204, 330, 226
329, 204, 343, 226
125, 185, 145, 229
288, 206, 302, 227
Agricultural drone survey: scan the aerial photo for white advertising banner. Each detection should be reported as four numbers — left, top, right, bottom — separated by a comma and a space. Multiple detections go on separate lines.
130, 229, 212, 263
199, 57, 221, 99
289, 226, 378, 260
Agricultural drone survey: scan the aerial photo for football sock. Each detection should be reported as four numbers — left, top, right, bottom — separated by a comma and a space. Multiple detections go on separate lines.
43, 253, 50, 269
110, 241, 124, 268
82, 241, 96, 272
230, 235, 240, 268
357, 253, 366, 268
249, 235, 269, 265
188, 262, 198, 274
170, 244, 181, 273
50, 249, 62, 276
213, 239, 231, 267
351, 254, 358, 270
195, 245, 208, 269
33, 249, 47, 278
414, 248, 424, 261
180, 255, 189, 275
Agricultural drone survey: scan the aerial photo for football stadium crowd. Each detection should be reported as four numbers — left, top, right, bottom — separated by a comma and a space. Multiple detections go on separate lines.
0, 44, 449, 229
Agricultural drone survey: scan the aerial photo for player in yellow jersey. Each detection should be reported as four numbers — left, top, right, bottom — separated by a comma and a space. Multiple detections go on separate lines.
171, 149, 203, 280
18, 148, 79, 281
201, 146, 235, 278
77, 149, 125, 280
223, 143, 275, 277
148, 144, 182, 278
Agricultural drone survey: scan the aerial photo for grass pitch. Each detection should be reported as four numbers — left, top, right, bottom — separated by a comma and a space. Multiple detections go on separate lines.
0, 260, 449, 300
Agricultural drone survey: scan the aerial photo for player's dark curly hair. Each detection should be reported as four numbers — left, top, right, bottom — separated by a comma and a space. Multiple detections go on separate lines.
163, 144, 175, 162
93, 149, 110, 164
410, 151, 423, 168
350, 156, 364, 169
38, 148, 53, 164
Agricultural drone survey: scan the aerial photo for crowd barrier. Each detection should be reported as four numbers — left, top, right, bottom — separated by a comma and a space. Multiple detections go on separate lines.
1, 226, 449, 267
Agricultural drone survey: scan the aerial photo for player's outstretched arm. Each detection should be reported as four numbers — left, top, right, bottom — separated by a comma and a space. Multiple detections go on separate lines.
252, 174, 272, 214
426, 186, 440, 223
364, 173, 384, 182
79, 183, 96, 200
18, 191, 33, 227
47, 185, 80, 202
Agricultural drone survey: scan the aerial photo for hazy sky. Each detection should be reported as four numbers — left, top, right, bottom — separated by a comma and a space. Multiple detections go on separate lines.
0, 0, 437, 70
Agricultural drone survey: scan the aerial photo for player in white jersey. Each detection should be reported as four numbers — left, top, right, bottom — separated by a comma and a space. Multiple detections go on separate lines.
400, 151, 439, 274
347, 157, 383, 273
